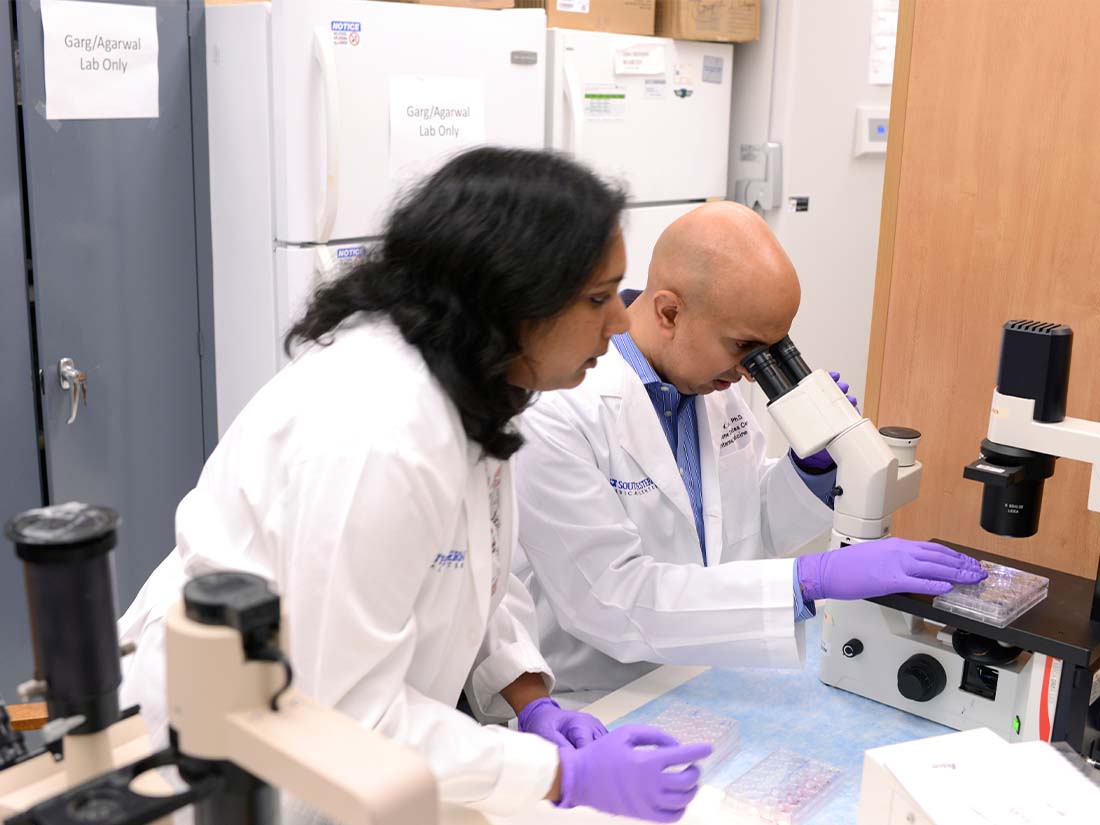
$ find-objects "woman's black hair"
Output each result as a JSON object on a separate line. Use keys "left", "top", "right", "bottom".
{"left": 286, "top": 146, "right": 626, "bottom": 460}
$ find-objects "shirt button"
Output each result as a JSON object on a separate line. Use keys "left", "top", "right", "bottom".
{"left": 660, "top": 386, "right": 670, "bottom": 392}
{"left": 679, "top": 467, "right": 685, "bottom": 474}
{"left": 664, "top": 410, "right": 673, "bottom": 417}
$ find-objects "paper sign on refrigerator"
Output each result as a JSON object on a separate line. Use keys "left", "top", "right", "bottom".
{"left": 388, "top": 75, "right": 486, "bottom": 183}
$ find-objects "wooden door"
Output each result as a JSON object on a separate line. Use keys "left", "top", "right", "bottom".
{"left": 867, "top": 0, "right": 1100, "bottom": 577}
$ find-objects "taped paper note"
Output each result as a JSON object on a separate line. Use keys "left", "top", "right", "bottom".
{"left": 41, "top": 0, "right": 159, "bottom": 120}
{"left": 583, "top": 84, "right": 626, "bottom": 120}
{"left": 389, "top": 75, "right": 486, "bottom": 182}
{"left": 615, "top": 44, "right": 665, "bottom": 76}
{"left": 557, "top": 0, "right": 590, "bottom": 13}
{"left": 644, "top": 78, "right": 667, "bottom": 99}
{"left": 869, "top": 0, "right": 899, "bottom": 85}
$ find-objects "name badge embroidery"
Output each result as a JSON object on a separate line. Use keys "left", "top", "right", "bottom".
{"left": 720, "top": 415, "right": 749, "bottom": 450}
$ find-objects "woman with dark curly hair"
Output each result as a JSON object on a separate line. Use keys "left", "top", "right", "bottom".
{"left": 117, "top": 147, "right": 711, "bottom": 823}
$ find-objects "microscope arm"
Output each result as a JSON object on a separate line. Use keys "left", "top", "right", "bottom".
{"left": 764, "top": 369, "right": 920, "bottom": 541}
{"left": 165, "top": 602, "right": 438, "bottom": 825}
{"left": 3, "top": 599, "right": 438, "bottom": 825}
{"left": 987, "top": 390, "right": 1100, "bottom": 511}
{"left": 886, "top": 464, "right": 922, "bottom": 517}
{"left": 220, "top": 691, "right": 438, "bottom": 825}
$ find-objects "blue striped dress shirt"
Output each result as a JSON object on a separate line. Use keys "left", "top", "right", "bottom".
{"left": 612, "top": 331, "right": 709, "bottom": 564}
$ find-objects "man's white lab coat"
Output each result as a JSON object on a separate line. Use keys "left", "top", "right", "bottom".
{"left": 514, "top": 348, "right": 833, "bottom": 702}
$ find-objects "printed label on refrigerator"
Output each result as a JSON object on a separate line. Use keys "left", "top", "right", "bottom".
{"left": 614, "top": 45, "right": 665, "bottom": 76}
{"left": 644, "top": 78, "right": 667, "bottom": 99}
{"left": 557, "top": 0, "right": 591, "bottom": 13}
{"left": 672, "top": 65, "right": 694, "bottom": 98}
{"left": 331, "top": 20, "right": 362, "bottom": 47}
{"left": 389, "top": 75, "right": 486, "bottom": 183}
{"left": 702, "top": 55, "right": 724, "bottom": 84}
{"left": 583, "top": 84, "right": 626, "bottom": 120}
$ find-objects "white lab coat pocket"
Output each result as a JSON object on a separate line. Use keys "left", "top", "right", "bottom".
{"left": 717, "top": 443, "right": 764, "bottom": 555}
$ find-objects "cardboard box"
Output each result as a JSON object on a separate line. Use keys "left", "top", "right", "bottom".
{"left": 516, "top": 0, "right": 655, "bottom": 37}
{"left": 655, "top": 0, "right": 759, "bottom": 43}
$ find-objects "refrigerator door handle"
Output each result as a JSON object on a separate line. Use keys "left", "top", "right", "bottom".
{"left": 312, "top": 25, "right": 341, "bottom": 242}
{"left": 562, "top": 53, "right": 584, "bottom": 154}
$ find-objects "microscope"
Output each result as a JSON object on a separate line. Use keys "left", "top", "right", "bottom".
{"left": 0, "top": 502, "right": 438, "bottom": 824}
{"left": 742, "top": 323, "right": 1100, "bottom": 762}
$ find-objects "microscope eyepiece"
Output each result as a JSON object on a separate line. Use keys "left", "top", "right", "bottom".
{"left": 740, "top": 346, "right": 795, "bottom": 403}
{"left": 769, "top": 336, "right": 812, "bottom": 384}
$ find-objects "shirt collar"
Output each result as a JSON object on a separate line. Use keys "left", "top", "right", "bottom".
{"left": 612, "top": 332, "right": 662, "bottom": 387}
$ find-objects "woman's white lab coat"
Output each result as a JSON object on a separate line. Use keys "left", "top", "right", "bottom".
{"left": 513, "top": 348, "right": 834, "bottom": 701}
{"left": 118, "top": 318, "right": 558, "bottom": 817}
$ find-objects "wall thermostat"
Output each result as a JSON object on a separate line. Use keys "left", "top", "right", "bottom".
{"left": 854, "top": 105, "right": 890, "bottom": 157}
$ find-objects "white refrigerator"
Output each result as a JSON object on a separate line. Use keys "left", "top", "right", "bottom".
{"left": 206, "top": 1, "right": 547, "bottom": 434}
{"left": 546, "top": 29, "right": 733, "bottom": 290}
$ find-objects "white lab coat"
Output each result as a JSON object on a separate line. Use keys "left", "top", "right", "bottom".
{"left": 514, "top": 348, "right": 834, "bottom": 701}
{"left": 118, "top": 317, "right": 558, "bottom": 818}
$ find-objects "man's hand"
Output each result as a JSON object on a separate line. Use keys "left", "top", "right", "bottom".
{"left": 797, "top": 538, "right": 987, "bottom": 601}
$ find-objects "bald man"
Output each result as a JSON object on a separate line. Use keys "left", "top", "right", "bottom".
{"left": 512, "top": 203, "right": 984, "bottom": 705}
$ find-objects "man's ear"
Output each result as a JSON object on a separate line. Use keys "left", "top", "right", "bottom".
{"left": 653, "top": 290, "right": 682, "bottom": 336}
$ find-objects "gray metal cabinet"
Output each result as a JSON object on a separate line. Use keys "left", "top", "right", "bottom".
{"left": 0, "top": 0, "right": 212, "bottom": 700}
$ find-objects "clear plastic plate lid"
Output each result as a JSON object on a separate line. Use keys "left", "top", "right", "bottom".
{"left": 721, "top": 747, "right": 844, "bottom": 825}
{"left": 649, "top": 701, "right": 740, "bottom": 781}
{"left": 932, "top": 560, "right": 1049, "bottom": 628}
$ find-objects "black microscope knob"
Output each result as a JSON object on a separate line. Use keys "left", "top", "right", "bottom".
{"left": 842, "top": 639, "right": 864, "bottom": 658}
{"left": 897, "top": 654, "right": 947, "bottom": 702}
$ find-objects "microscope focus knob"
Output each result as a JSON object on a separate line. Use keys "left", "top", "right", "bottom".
{"left": 897, "top": 654, "right": 946, "bottom": 702}
{"left": 842, "top": 639, "right": 864, "bottom": 658}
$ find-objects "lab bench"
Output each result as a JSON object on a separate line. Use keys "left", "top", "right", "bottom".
{"left": 448, "top": 614, "right": 952, "bottom": 824}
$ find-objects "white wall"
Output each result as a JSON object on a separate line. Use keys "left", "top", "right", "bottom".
{"left": 729, "top": 0, "right": 893, "bottom": 455}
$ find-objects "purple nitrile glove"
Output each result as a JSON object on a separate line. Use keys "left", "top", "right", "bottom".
{"left": 791, "top": 371, "right": 861, "bottom": 472}
{"left": 828, "top": 371, "right": 860, "bottom": 410}
{"left": 557, "top": 724, "right": 712, "bottom": 823}
{"left": 797, "top": 538, "right": 987, "bottom": 601}
{"left": 517, "top": 697, "right": 607, "bottom": 748}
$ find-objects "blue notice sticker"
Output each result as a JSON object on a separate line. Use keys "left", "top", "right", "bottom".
{"left": 330, "top": 21, "right": 361, "bottom": 46}
{"left": 702, "top": 55, "right": 724, "bottom": 84}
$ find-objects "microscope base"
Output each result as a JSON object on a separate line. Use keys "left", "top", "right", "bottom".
{"left": 820, "top": 542, "right": 1100, "bottom": 760}
{"left": 819, "top": 599, "right": 1058, "bottom": 741}
{"left": 0, "top": 714, "right": 165, "bottom": 818}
